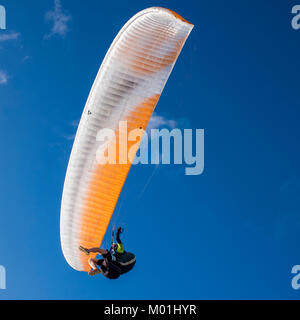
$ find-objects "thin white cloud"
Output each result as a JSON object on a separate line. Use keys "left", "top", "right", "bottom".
{"left": 142, "top": 113, "right": 176, "bottom": 168}
{"left": 45, "top": 0, "right": 71, "bottom": 39}
{"left": 0, "top": 70, "right": 8, "bottom": 84}
{"left": 147, "top": 113, "right": 177, "bottom": 131}
{"left": 63, "top": 133, "right": 76, "bottom": 141}
{"left": 62, "top": 119, "right": 79, "bottom": 142}
{"left": 71, "top": 119, "right": 79, "bottom": 128}
{"left": 143, "top": 113, "right": 191, "bottom": 172}
{"left": 0, "top": 32, "right": 20, "bottom": 42}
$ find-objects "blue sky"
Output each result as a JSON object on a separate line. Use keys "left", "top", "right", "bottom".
{"left": 0, "top": 0, "right": 300, "bottom": 299}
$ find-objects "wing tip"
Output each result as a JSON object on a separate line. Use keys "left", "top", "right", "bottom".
{"left": 145, "top": 6, "right": 194, "bottom": 27}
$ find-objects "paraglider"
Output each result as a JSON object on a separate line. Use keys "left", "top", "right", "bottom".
{"left": 79, "top": 227, "right": 136, "bottom": 278}
{"left": 60, "top": 7, "right": 194, "bottom": 273}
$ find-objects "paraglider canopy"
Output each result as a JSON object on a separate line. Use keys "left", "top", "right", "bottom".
{"left": 60, "top": 7, "right": 194, "bottom": 271}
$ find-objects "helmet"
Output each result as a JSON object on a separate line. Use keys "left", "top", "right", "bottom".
{"left": 111, "top": 243, "right": 124, "bottom": 254}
